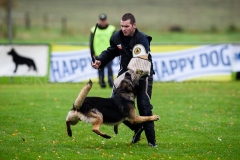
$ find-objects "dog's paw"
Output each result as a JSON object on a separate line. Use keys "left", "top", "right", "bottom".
{"left": 114, "top": 125, "right": 118, "bottom": 134}
{"left": 102, "top": 134, "right": 111, "bottom": 139}
{"left": 67, "top": 131, "right": 72, "bottom": 137}
{"left": 153, "top": 115, "right": 160, "bottom": 121}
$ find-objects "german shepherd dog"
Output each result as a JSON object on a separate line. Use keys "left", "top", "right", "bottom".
{"left": 7, "top": 48, "right": 37, "bottom": 73}
{"left": 66, "top": 72, "right": 160, "bottom": 139}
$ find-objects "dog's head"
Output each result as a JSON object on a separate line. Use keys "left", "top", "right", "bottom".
{"left": 119, "top": 72, "right": 134, "bottom": 92}
{"left": 7, "top": 48, "right": 16, "bottom": 56}
{"left": 66, "top": 109, "right": 79, "bottom": 137}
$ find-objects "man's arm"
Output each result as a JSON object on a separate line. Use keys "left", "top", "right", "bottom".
{"left": 96, "top": 36, "right": 119, "bottom": 69}
{"left": 138, "top": 36, "right": 150, "bottom": 53}
{"left": 92, "top": 60, "right": 101, "bottom": 69}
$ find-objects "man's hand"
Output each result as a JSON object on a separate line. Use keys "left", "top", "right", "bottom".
{"left": 92, "top": 60, "right": 101, "bottom": 69}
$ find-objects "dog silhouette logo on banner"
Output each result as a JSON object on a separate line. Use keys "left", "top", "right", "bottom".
{"left": 7, "top": 48, "right": 37, "bottom": 73}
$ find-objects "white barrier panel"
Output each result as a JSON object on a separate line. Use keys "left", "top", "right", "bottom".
{"left": 0, "top": 45, "right": 49, "bottom": 76}
{"left": 152, "top": 45, "right": 232, "bottom": 81}
{"left": 50, "top": 44, "right": 239, "bottom": 82}
{"left": 50, "top": 49, "right": 120, "bottom": 82}
{"left": 231, "top": 45, "right": 240, "bottom": 72}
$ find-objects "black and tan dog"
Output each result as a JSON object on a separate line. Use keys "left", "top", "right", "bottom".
{"left": 66, "top": 72, "right": 159, "bottom": 139}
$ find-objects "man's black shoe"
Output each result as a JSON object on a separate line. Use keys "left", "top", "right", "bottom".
{"left": 148, "top": 142, "right": 158, "bottom": 147}
{"left": 131, "top": 126, "right": 144, "bottom": 143}
{"left": 100, "top": 84, "right": 106, "bottom": 88}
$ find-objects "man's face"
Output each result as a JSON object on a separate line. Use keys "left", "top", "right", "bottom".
{"left": 99, "top": 19, "right": 107, "bottom": 27}
{"left": 120, "top": 19, "right": 136, "bottom": 37}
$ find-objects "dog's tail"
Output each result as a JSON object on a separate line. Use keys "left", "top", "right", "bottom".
{"left": 73, "top": 79, "right": 92, "bottom": 109}
{"left": 66, "top": 80, "right": 92, "bottom": 137}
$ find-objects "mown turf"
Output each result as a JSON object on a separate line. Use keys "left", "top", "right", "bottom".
{"left": 1, "top": 27, "right": 240, "bottom": 44}
{"left": 1, "top": 0, "right": 240, "bottom": 44}
{"left": 0, "top": 81, "right": 239, "bottom": 159}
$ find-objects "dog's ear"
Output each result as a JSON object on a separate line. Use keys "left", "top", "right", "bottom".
{"left": 125, "top": 72, "right": 132, "bottom": 80}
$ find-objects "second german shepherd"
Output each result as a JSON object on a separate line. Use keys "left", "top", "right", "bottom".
{"left": 66, "top": 72, "right": 159, "bottom": 139}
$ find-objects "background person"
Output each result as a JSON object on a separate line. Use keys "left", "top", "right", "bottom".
{"left": 90, "top": 13, "right": 116, "bottom": 88}
{"left": 92, "top": 13, "right": 157, "bottom": 147}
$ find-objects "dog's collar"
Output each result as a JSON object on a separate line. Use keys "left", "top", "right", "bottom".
{"left": 121, "top": 93, "right": 135, "bottom": 102}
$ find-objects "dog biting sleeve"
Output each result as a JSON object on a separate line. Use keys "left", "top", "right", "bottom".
{"left": 114, "top": 57, "right": 151, "bottom": 88}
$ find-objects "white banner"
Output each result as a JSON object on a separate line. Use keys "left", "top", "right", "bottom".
{"left": 0, "top": 45, "right": 49, "bottom": 76}
{"left": 49, "top": 44, "right": 236, "bottom": 82}
{"left": 152, "top": 45, "right": 232, "bottom": 81}
{"left": 50, "top": 49, "right": 120, "bottom": 82}
{"left": 231, "top": 45, "right": 240, "bottom": 72}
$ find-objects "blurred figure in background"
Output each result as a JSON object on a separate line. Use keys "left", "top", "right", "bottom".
{"left": 90, "top": 13, "right": 116, "bottom": 88}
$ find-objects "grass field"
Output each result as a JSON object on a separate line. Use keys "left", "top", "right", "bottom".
{"left": 2, "top": 0, "right": 239, "bottom": 31}
{"left": 1, "top": 0, "right": 240, "bottom": 44}
{"left": 1, "top": 26, "right": 240, "bottom": 44}
{"left": 0, "top": 81, "right": 239, "bottom": 159}
{"left": 0, "top": 1, "right": 239, "bottom": 159}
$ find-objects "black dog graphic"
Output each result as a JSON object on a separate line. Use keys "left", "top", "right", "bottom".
{"left": 7, "top": 48, "right": 37, "bottom": 73}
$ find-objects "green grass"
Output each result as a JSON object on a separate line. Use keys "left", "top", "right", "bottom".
{"left": 1, "top": 26, "right": 240, "bottom": 44}
{"left": 1, "top": 1, "right": 239, "bottom": 159}
{"left": 1, "top": 0, "right": 240, "bottom": 44}
{"left": 3, "top": 0, "right": 240, "bottom": 32}
{"left": 0, "top": 81, "right": 239, "bottom": 159}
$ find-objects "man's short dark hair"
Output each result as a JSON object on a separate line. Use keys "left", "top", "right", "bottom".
{"left": 122, "top": 13, "right": 136, "bottom": 24}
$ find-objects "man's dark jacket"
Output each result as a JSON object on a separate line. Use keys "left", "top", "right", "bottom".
{"left": 97, "top": 28, "right": 154, "bottom": 76}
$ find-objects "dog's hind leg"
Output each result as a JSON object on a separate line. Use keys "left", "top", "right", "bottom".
{"left": 32, "top": 61, "right": 37, "bottom": 72}
{"left": 114, "top": 125, "right": 118, "bottom": 134}
{"left": 92, "top": 119, "right": 111, "bottom": 139}
{"left": 89, "top": 111, "right": 111, "bottom": 139}
{"left": 28, "top": 60, "right": 37, "bottom": 72}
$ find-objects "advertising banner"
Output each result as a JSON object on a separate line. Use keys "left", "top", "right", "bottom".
{"left": 0, "top": 45, "right": 49, "bottom": 76}
{"left": 152, "top": 44, "right": 232, "bottom": 81}
{"left": 50, "top": 45, "right": 119, "bottom": 82}
{"left": 231, "top": 45, "right": 240, "bottom": 72}
{"left": 50, "top": 44, "right": 236, "bottom": 83}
